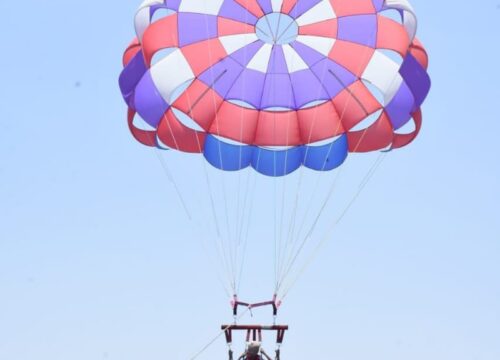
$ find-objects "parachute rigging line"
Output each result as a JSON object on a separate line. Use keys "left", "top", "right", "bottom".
{"left": 153, "top": 149, "right": 192, "bottom": 221}
{"left": 274, "top": 24, "right": 379, "bottom": 293}
{"left": 154, "top": 147, "right": 233, "bottom": 297}
{"left": 280, "top": 152, "right": 387, "bottom": 299}
{"left": 273, "top": 30, "right": 355, "bottom": 291}
{"left": 237, "top": 170, "right": 258, "bottom": 295}
{"left": 189, "top": 307, "right": 251, "bottom": 360}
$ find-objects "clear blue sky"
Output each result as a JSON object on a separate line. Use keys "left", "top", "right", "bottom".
{"left": 1, "top": 1, "right": 499, "bottom": 359}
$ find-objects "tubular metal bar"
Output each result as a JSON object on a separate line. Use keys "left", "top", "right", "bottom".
{"left": 221, "top": 325, "right": 289, "bottom": 344}
{"left": 232, "top": 295, "right": 280, "bottom": 316}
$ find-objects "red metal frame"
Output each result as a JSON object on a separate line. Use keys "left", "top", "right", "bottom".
{"left": 222, "top": 325, "right": 289, "bottom": 345}
{"left": 231, "top": 294, "right": 282, "bottom": 317}
{"left": 225, "top": 295, "right": 288, "bottom": 355}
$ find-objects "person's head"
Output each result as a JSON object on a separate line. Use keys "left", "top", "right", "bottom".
{"left": 246, "top": 341, "right": 261, "bottom": 355}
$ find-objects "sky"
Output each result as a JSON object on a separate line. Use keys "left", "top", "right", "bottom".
{"left": 1, "top": 1, "right": 499, "bottom": 359}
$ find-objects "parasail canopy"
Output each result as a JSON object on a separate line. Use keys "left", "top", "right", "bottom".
{"left": 119, "top": 0, "right": 430, "bottom": 177}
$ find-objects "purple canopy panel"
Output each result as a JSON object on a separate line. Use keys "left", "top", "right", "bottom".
{"left": 164, "top": 0, "right": 181, "bottom": 11}
{"left": 257, "top": 0, "right": 273, "bottom": 14}
{"left": 289, "top": 0, "right": 323, "bottom": 18}
{"left": 218, "top": 1, "right": 258, "bottom": 24}
{"left": 261, "top": 74, "right": 296, "bottom": 110}
{"left": 230, "top": 41, "right": 265, "bottom": 66}
{"left": 199, "top": 57, "right": 245, "bottom": 99}
{"left": 400, "top": 53, "right": 431, "bottom": 109}
{"left": 310, "top": 58, "right": 357, "bottom": 99}
{"left": 291, "top": 70, "right": 330, "bottom": 108}
{"left": 385, "top": 81, "right": 415, "bottom": 130}
{"left": 178, "top": 13, "right": 218, "bottom": 47}
{"left": 268, "top": 46, "right": 289, "bottom": 73}
{"left": 226, "top": 69, "right": 267, "bottom": 108}
{"left": 134, "top": 71, "right": 170, "bottom": 127}
{"left": 337, "top": 15, "right": 377, "bottom": 48}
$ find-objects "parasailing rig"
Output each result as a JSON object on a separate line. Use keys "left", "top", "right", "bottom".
{"left": 223, "top": 295, "right": 287, "bottom": 360}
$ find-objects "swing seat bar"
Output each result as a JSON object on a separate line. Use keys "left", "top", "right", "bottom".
{"left": 221, "top": 325, "right": 288, "bottom": 344}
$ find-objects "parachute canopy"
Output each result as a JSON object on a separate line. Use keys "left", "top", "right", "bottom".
{"left": 120, "top": 0, "right": 430, "bottom": 176}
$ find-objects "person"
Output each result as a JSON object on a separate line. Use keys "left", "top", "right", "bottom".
{"left": 237, "top": 341, "right": 273, "bottom": 360}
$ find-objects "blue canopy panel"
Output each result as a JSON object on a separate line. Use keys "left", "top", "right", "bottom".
{"left": 203, "top": 134, "right": 348, "bottom": 177}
